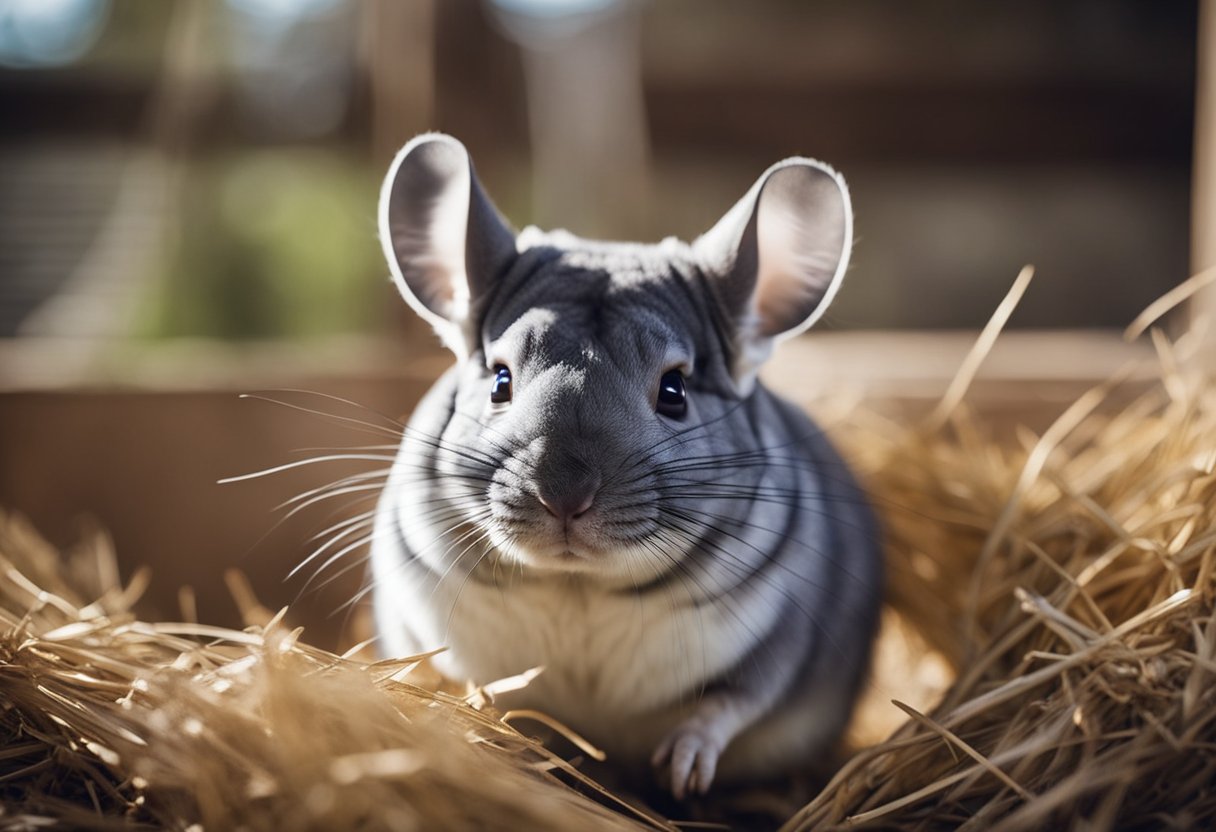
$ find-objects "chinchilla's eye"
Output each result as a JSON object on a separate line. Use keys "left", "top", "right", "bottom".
{"left": 656, "top": 369, "right": 686, "bottom": 419}
{"left": 490, "top": 365, "right": 512, "bottom": 404}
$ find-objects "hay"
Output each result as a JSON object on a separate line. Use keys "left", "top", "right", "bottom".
{"left": 2, "top": 311, "right": 1215, "bottom": 830}
{"left": 0, "top": 518, "right": 668, "bottom": 831}
{"left": 789, "top": 340, "right": 1216, "bottom": 829}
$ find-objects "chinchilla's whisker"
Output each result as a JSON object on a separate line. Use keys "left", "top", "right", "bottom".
{"left": 440, "top": 527, "right": 503, "bottom": 639}
{"left": 654, "top": 515, "right": 829, "bottom": 619}
{"left": 449, "top": 412, "right": 525, "bottom": 459}
{"left": 420, "top": 442, "right": 501, "bottom": 472}
{"left": 253, "top": 388, "right": 408, "bottom": 431}
{"left": 278, "top": 484, "right": 389, "bottom": 515}
{"left": 660, "top": 448, "right": 861, "bottom": 470}
{"left": 399, "top": 424, "right": 514, "bottom": 469}
{"left": 656, "top": 484, "right": 884, "bottom": 527}
{"left": 337, "top": 563, "right": 400, "bottom": 616}
{"left": 648, "top": 523, "right": 811, "bottom": 702}
{"left": 656, "top": 503, "right": 876, "bottom": 594}
{"left": 219, "top": 455, "right": 398, "bottom": 484}
{"left": 652, "top": 458, "right": 873, "bottom": 495}
{"left": 411, "top": 516, "right": 502, "bottom": 634}
{"left": 337, "top": 582, "right": 375, "bottom": 615}
{"left": 366, "top": 505, "right": 491, "bottom": 566}
{"left": 646, "top": 454, "right": 921, "bottom": 518}
{"left": 279, "top": 468, "right": 484, "bottom": 515}
{"left": 682, "top": 518, "right": 871, "bottom": 674}
{"left": 613, "top": 397, "right": 751, "bottom": 479}
{"left": 614, "top": 420, "right": 855, "bottom": 490}
{"left": 302, "top": 503, "right": 488, "bottom": 608}
{"left": 654, "top": 520, "right": 861, "bottom": 673}
{"left": 651, "top": 532, "right": 802, "bottom": 700}
{"left": 328, "top": 562, "right": 379, "bottom": 625}
{"left": 307, "top": 509, "right": 379, "bottom": 544}
{"left": 647, "top": 441, "right": 924, "bottom": 506}
{"left": 387, "top": 459, "right": 496, "bottom": 483}
{"left": 294, "top": 443, "right": 407, "bottom": 454}
{"left": 353, "top": 509, "right": 496, "bottom": 612}
{"left": 291, "top": 509, "right": 448, "bottom": 586}
{"left": 340, "top": 520, "right": 471, "bottom": 617}
{"left": 632, "top": 533, "right": 707, "bottom": 705}
{"left": 426, "top": 513, "right": 498, "bottom": 591}
{"left": 396, "top": 501, "right": 495, "bottom": 534}
{"left": 305, "top": 503, "right": 482, "bottom": 599}
{"left": 427, "top": 419, "right": 537, "bottom": 486}
{"left": 280, "top": 469, "right": 393, "bottom": 508}
{"left": 601, "top": 496, "right": 660, "bottom": 515}
{"left": 292, "top": 516, "right": 377, "bottom": 579}
{"left": 656, "top": 486, "right": 885, "bottom": 540}
{"left": 240, "top": 393, "right": 405, "bottom": 440}
{"left": 311, "top": 548, "right": 387, "bottom": 611}
{"left": 291, "top": 472, "right": 480, "bottom": 519}
{"left": 296, "top": 531, "right": 378, "bottom": 597}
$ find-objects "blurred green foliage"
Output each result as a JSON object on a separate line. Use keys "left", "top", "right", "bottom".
{"left": 137, "top": 150, "right": 387, "bottom": 340}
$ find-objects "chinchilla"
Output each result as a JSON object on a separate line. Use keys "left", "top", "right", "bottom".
{"left": 369, "top": 133, "right": 882, "bottom": 798}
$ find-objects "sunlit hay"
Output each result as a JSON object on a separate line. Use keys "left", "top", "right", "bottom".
{"left": 0, "top": 515, "right": 668, "bottom": 831}
{"left": 788, "top": 337, "right": 1216, "bottom": 830}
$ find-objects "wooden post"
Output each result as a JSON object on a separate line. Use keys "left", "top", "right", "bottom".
{"left": 1193, "top": 0, "right": 1216, "bottom": 357}
{"left": 493, "top": 2, "right": 651, "bottom": 240}
{"left": 363, "top": 0, "right": 435, "bottom": 166}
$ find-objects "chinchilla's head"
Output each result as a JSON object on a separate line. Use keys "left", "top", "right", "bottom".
{"left": 380, "top": 133, "right": 852, "bottom": 582}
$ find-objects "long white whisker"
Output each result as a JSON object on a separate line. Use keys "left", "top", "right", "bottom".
{"left": 219, "top": 455, "right": 396, "bottom": 484}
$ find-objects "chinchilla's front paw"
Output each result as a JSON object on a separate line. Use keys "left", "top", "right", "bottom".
{"left": 651, "top": 721, "right": 724, "bottom": 800}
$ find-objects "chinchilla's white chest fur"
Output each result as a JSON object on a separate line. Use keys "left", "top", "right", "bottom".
{"left": 372, "top": 498, "right": 786, "bottom": 752}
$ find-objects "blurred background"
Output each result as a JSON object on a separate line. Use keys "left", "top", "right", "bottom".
{"left": 0, "top": 0, "right": 1211, "bottom": 648}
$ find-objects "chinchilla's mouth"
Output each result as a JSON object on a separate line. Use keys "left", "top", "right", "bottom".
{"left": 496, "top": 533, "right": 600, "bottom": 572}
{"left": 522, "top": 541, "right": 592, "bottom": 564}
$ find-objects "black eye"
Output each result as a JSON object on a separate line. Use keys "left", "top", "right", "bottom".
{"left": 490, "top": 365, "right": 512, "bottom": 404}
{"left": 656, "top": 370, "right": 686, "bottom": 419}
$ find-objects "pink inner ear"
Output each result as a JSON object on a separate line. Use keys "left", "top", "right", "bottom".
{"left": 385, "top": 138, "right": 473, "bottom": 324}
{"left": 753, "top": 167, "right": 849, "bottom": 338}
{"left": 417, "top": 180, "right": 473, "bottom": 319}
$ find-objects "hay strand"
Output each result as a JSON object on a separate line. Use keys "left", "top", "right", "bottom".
{"left": 926, "top": 264, "right": 1035, "bottom": 431}
{"left": 1123, "top": 265, "right": 1216, "bottom": 341}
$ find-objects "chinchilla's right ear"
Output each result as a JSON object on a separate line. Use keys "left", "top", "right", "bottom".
{"left": 379, "top": 134, "right": 517, "bottom": 357}
{"left": 693, "top": 158, "right": 852, "bottom": 394}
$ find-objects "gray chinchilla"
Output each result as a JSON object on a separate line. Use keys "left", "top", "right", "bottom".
{"left": 370, "top": 133, "right": 882, "bottom": 798}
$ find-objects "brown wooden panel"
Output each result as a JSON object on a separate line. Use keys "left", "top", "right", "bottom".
{"left": 0, "top": 376, "right": 431, "bottom": 650}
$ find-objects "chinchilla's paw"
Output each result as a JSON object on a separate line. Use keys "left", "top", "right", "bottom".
{"left": 651, "top": 722, "right": 724, "bottom": 800}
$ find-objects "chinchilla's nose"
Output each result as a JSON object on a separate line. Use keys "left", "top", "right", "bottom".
{"left": 536, "top": 471, "right": 601, "bottom": 523}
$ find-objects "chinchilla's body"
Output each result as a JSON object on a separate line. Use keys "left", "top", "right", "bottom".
{"left": 370, "top": 134, "right": 882, "bottom": 797}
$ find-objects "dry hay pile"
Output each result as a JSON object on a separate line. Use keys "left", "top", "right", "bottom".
{"left": 0, "top": 524, "right": 668, "bottom": 831}
{"left": 2, "top": 292, "right": 1215, "bottom": 830}
{"left": 796, "top": 339, "right": 1216, "bottom": 830}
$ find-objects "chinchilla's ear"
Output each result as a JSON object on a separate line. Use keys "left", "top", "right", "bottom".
{"left": 693, "top": 158, "right": 852, "bottom": 390}
{"left": 379, "top": 133, "right": 517, "bottom": 357}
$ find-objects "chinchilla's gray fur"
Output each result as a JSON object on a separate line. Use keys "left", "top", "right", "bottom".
{"left": 369, "top": 133, "right": 882, "bottom": 797}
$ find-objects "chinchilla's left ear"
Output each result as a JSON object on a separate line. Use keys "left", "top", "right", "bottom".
{"left": 693, "top": 158, "right": 852, "bottom": 391}
{"left": 379, "top": 133, "right": 517, "bottom": 357}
